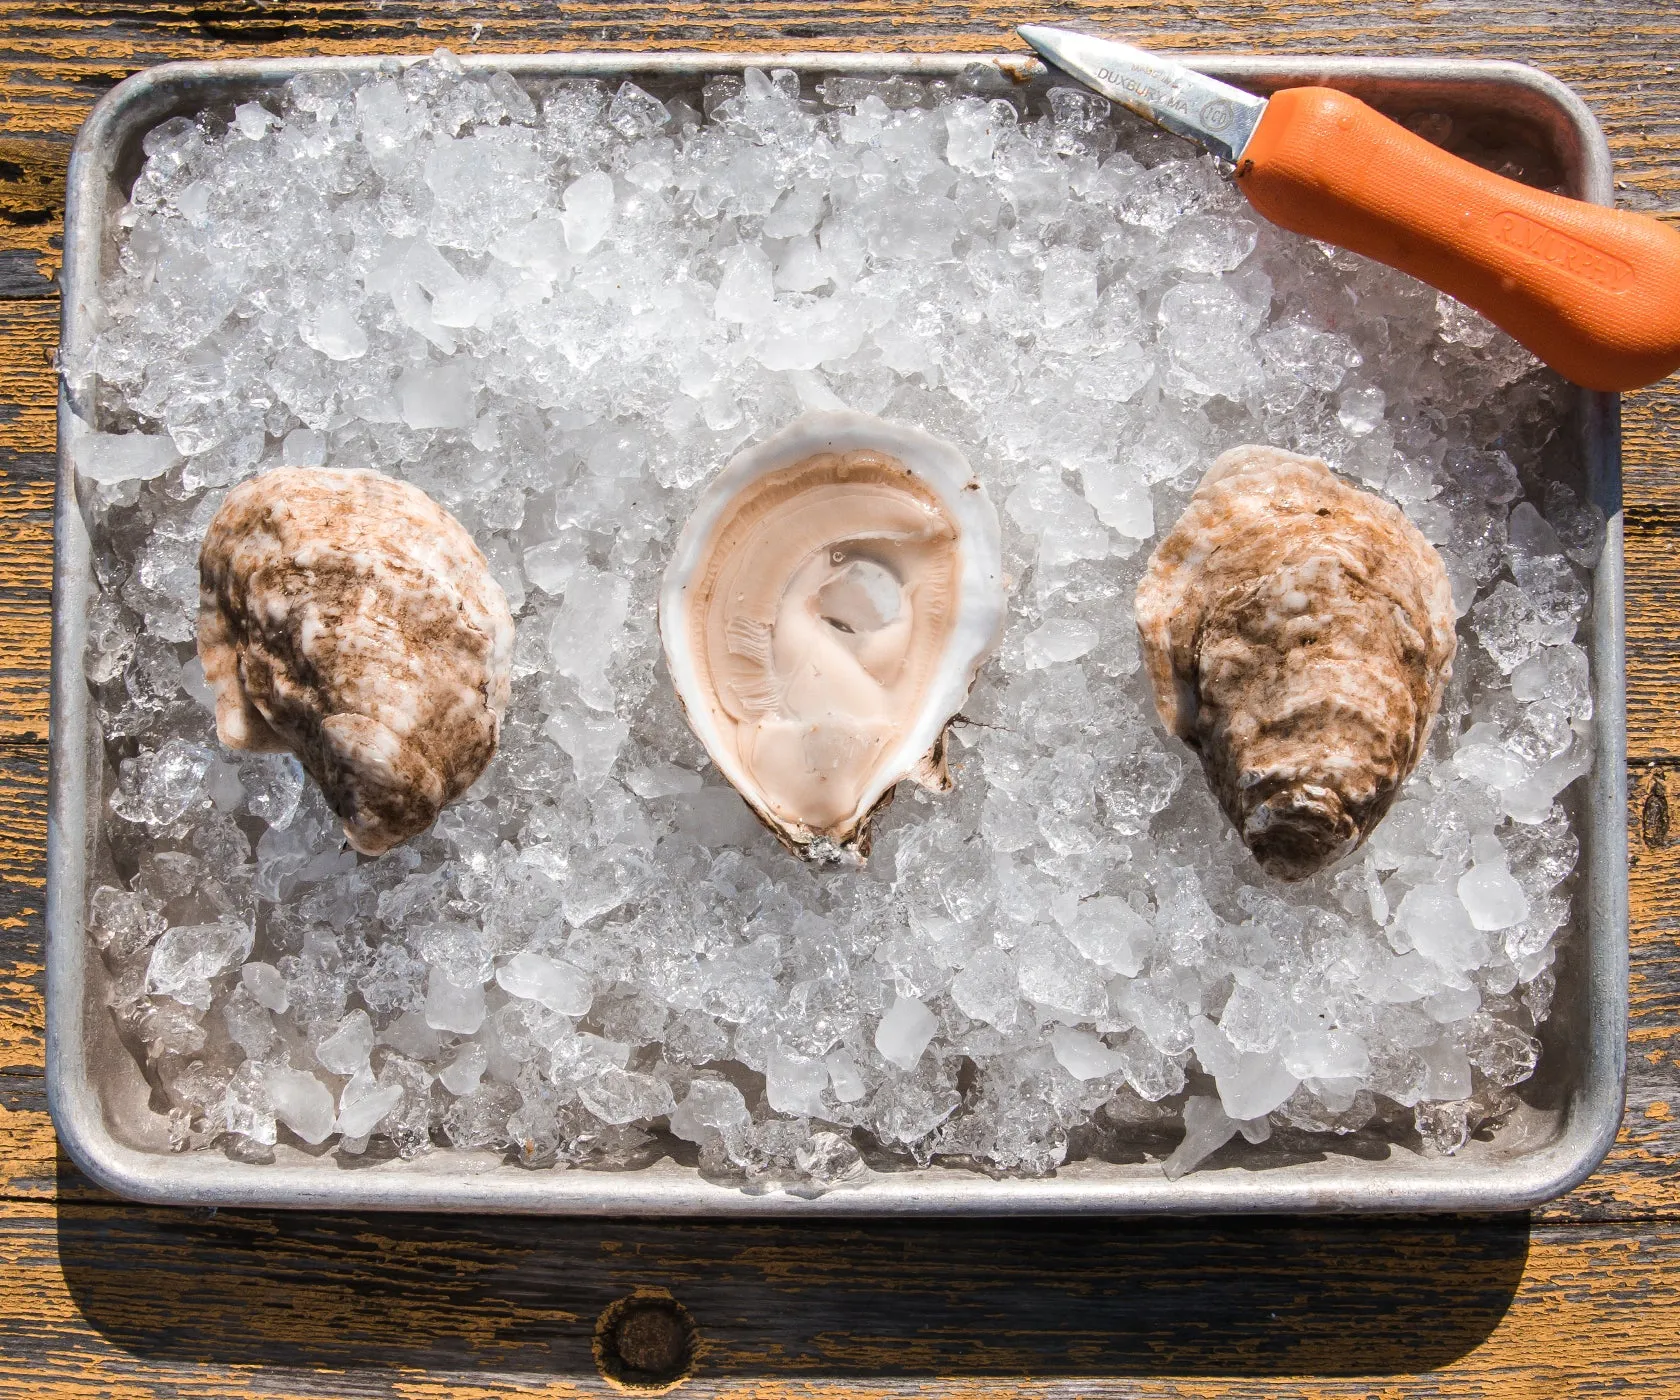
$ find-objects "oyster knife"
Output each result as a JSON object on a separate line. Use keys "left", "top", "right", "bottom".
{"left": 1018, "top": 23, "right": 1680, "bottom": 392}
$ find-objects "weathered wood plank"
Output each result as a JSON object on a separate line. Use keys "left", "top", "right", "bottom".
{"left": 0, "top": 1204, "right": 1666, "bottom": 1397}
{"left": 1536, "top": 773, "right": 1680, "bottom": 1221}
{"left": 1625, "top": 386, "right": 1680, "bottom": 761}
{"left": 0, "top": 744, "right": 54, "bottom": 1202}
{"left": 0, "top": 1, "right": 1674, "bottom": 179}
{"left": 0, "top": 295, "right": 57, "bottom": 744}
{"left": 0, "top": 298, "right": 58, "bottom": 450}
{"left": 0, "top": 135, "right": 65, "bottom": 295}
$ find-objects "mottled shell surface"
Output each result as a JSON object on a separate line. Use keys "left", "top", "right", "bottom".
{"left": 198, "top": 466, "right": 515, "bottom": 856}
{"left": 1135, "top": 445, "right": 1457, "bottom": 881}
{"left": 660, "top": 411, "right": 1006, "bottom": 863}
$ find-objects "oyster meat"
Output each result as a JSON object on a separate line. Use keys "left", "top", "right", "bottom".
{"left": 198, "top": 466, "right": 514, "bottom": 856}
{"left": 1135, "top": 445, "right": 1457, "bottom": 881}
{"left": 660, "top": 411, "right": 1005, "bottom": 861}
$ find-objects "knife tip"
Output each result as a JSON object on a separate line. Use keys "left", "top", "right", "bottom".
{"left": 1016, "top": 22, "right": 1081, "bottom": 60}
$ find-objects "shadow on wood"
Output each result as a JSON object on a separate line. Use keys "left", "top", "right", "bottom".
{"left": 53, "top": 1163, "right": 1528, "bottom": 1382}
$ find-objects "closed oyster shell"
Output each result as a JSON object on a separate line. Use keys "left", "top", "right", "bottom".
{"left": 198, "top": 466, "right": 514, "bottom": 856}
{"left": 1135, "top": 445, "right": 1457, "bottom": 881}
{"left": 660, "top": 411, "right": 1005, "bottom": 862}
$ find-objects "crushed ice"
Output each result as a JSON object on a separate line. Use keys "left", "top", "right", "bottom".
{"left": 70, "top": 53, "right": 1600, "bottom": 1185}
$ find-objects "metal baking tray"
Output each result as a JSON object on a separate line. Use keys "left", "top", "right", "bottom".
{"left": 47, "top": 50, "right": 1628, "bottom": 1215}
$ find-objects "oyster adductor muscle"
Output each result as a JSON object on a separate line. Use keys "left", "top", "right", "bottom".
{"left": 198, "top": 466, "right": 515, "bottom": 856}
{"left": 659, "top": 411, "right": 1006, "bottom": 862}
{"left": 1135, "top": 445, "right": 1457, "bottom": 881}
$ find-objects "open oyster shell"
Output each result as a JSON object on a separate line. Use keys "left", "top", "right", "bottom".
{"left": 659, "top": 411, "right": 1005, "bottom": 862}
{"left": 198, "top": 466, "right": 514, "bottom": 856}
{"left": 1135, "top": 445, "right": 1457, "bottom": 881}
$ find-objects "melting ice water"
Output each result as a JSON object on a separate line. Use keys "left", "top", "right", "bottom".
{"left": 72, "top": 53, "right": 1600, "bottom": 1185}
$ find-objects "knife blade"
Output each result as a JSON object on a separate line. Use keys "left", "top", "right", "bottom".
{"left": 1018, "top": 23, "right": 1680, "bottom": 393}
{"left": 1017, "top": 25, "right": 1266, "bottom": 166}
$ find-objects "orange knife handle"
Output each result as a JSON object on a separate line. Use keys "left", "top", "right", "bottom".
{"left": 1236, "top": 86, "right": 1680, "bottom": 393}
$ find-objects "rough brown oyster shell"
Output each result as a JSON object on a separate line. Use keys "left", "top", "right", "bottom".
{"left": 198, "top": 466, "right": 514, "bottom": 856}
{"left": 1134, "top": 445, "right": 1457, "bottom": 881}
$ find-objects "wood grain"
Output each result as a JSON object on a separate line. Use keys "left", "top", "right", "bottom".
{"left": 0, "top": 1204, "right": 1669, "bottom": 1399}
{"left": 0, "top": 134, "right": 65, "bottom": 294}
{"left": 0, "top": 299, "right": 56, "bottom": 743}
{"left": 3, "top": 3, "right": 1680, "bottom": 1396}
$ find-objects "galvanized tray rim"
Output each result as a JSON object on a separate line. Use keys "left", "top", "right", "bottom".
{"left": 47, "top": 49, "right": 1629, "bottom": 1216}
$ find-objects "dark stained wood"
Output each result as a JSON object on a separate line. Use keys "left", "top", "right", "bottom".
{"left": 4, "top": 1203, "right": 1677, "bottom": 1397}
{"left": 2, "top": 2, "right": 1680, "bottom": 1394}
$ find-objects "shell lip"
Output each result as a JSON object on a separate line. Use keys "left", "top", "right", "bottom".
{"left": 658, "top": 410, "right": 1005, "bottom": 859}
{"left": 1239, "top": 778, "right": 1360, "bottom": 882}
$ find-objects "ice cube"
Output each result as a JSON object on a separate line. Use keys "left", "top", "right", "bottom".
{"left": 301, "top": 302, "right": 368, "bottom": 361}
{"left": 147, "top": 920, "right": 254, "bottom": 1000}
{"left": 1023, "top": 618, "right": 1099, "bottom": 669}
{"left": 73, "top": 427, "right": 181, "bottom": 484}
{"left": 579, "top": 1067, "right": 675, "bottom": 1125}
{"left": 874, "top": 994, "right": 938, "bottom": 1071}
{"left": 424, "top": 966, "right": 486, "bottom": 1034}
{"left": 1161, "top": 1095, "right": 1238, "bottom": 1179}
{"left": 715, "top": 245, "right": 776, "bottom": 323}
{"left": 824, "top": 1049, "right": 867, "bottom": 1103}
{"left": 546, "top": 566, "right": 631, "bottom": 712}
{"left": 669, "top": 1077, "right": 751, "bottom": 1143}
{"left": 240, "top": 961, "right": 289, "bottom": 1013}
{"left": 1394, "top": 884, "right": 1491, "bottom": 970}
{"left": 439, "top": 1040, "right": 488, "bottom": 1096}
{"left": 607, "top": 81, "right": 670, "bottom": 140}
{"left": 337, "top": 1066, "right": 404, "bottom": 1138}
{"left": 397, "top": 360, "right": 476, "bottom": 431}
{"left": 233, "top": 101, "right": 273, "bottom": 140}
{"left": 264, "top": 1065, "right": 336, "bottom": 1145}
{"left": 1337, "top": 384, "right": 1386, "bottom": 437}
{"left": 1079, "top": 458, "right": 1156, "bottom": 539}
{"left": 560, "top": 171, "right": 615, "bottom": 253}
{"left": 495, "top": 950, "right": 593, "bottom": 1015}
{"left": 316, "top": 1008, "right": 375, "bottom": 1074}
{"left": 1457, "top": 859, "right": 1529, "bottom": 932}
{"left": 1057, "top": 896, "right": 1151, "bottom": 976}
{"left": 767, "top": 1046, "right": 830, "bottom": 1115}
{"left": 282, "top": 426, "right": 326, "bottom": 467}
{"left": 1051, "top": 1026, "right": 1124, "bottom": 1080}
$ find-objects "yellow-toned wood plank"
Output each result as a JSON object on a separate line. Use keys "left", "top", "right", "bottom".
{"left": 1626, "top": 386, "right": 1680, "bottom": 762}
{"left": 0, "top": 3, "right": 1673, "bottom": 183}
{"left": 0, "top": 297, "right": 58, "bottom": 743}
{"left": 0, "top": 747, "right": 69, "bottom": 1202}
{"left": 1538, "top": 773, "right": 1680, "bottom": 1220}
{"left": 0, "top": 135, "right": 65, "bottom": 294}
{"left": 0, "top": 1203, "right": 1668, "bottom": 1397}
{"left": 0, "top": 595, "right": 51, "bottom": 745}
{"left": 0, "top": 298, "right": 57, "bottom": 451}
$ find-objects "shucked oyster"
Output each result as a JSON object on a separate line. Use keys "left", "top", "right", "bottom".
{"left": 198, "top": 466, "right": 514, "bottom": 856}
{"left": 660, "top": 411, "right": 1005, "bottom": 861}
{"left": 1135, "top": 445, "right": 1457, "bottom": 881}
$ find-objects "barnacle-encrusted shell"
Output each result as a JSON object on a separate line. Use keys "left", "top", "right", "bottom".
{"left": 1135, "top": 445, "right": 1457, "bottom": 881}
{"left": 198, "top": 466, "right": 514, "bottom": 856}
{"left": 659, "top": 411, "right": 1006, "bottom": 862}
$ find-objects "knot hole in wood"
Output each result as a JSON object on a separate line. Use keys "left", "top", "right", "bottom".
{"left": 593, "top": 1289, "right": 699, "bottom": 1392}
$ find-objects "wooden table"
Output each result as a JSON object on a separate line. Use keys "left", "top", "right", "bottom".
{"left": 3, "top": 3, "right": 1679, "bottom": 1395}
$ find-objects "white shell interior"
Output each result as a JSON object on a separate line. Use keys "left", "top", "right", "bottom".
{"left": 659, "top": 410, "right": 1006, "bottom": 853}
